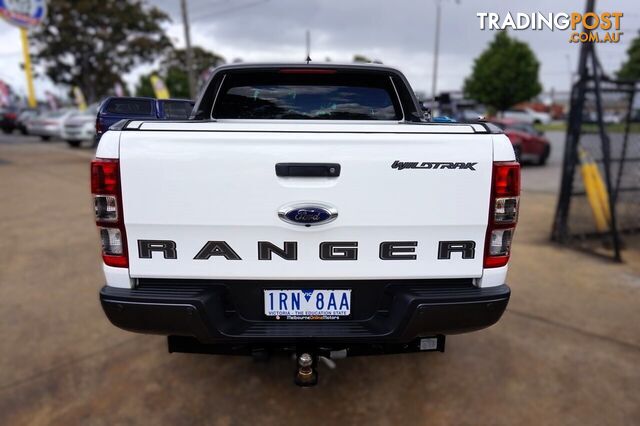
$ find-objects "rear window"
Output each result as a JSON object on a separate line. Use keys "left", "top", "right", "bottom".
{"left": 162, "top": 100, "right": 193, "bottom": 119}
{"left": 105, "top": 99, "right": 153, "bottom": 115}
{"left": 213, "top": 72, "right": 401, "bottom": 120}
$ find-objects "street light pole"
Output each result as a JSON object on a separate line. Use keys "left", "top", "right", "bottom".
{"left": 431, "top": 0, "right": 441, "bottom": 100}
{"left": 180, "top": 0, "right": 196, "bottom": 100}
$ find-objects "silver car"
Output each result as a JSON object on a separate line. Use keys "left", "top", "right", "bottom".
{"left": 27, "top": 109, "right": 77, "bottom": 141}
{"left": 62, "top": 105, "right": 98, "bottom": 147}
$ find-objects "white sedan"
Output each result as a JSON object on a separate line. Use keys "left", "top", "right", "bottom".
{"left": 503, "top": 108, "right": 551, "bottom": 125}
{"left": 62, "top": 106, "right": 98, "bottom": 147}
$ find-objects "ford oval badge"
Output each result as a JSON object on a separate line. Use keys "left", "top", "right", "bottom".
{"left": 278, "top": 203, "right": 338, "bottom": 226}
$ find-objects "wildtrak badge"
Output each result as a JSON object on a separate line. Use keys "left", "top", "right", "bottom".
{"left": 391, "top": 161, "right": 477, "bottom": 171}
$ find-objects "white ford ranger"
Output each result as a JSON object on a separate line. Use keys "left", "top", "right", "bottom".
{"left": 92, "top": 63, "right": 519, "bottom": 385}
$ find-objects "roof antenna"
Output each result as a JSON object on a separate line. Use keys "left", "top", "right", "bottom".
{"left": 305, "top": 30, "right": 311, "bottom": 64}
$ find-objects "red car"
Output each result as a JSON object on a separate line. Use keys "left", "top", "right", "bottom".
{"left": 491, "top": 118, "right": 551, "bottom": 165}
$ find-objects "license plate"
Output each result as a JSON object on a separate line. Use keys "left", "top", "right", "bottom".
{"left": 264, "top": 289, "right": 351, "bottom": 319}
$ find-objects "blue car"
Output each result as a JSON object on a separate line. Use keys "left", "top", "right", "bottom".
{"left": 95, "top": 97, "right": 195, "bottom": 142}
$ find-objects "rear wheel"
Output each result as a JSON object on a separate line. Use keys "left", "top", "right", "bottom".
{"left": 40, "top": 136, "right": 51, "bottom": 141}
{"left": 534, "top": 145, "right": 550, "bottom": 166}
{"left": 67, "top": 140, "right": 82, "bottom": 148}
{"left": 1, "top": 128, "right": 12, "bottom": 134}
{"left": 513, "top": 145, "right": 522, "bottom": 163}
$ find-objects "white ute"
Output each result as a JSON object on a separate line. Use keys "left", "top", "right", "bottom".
{"left": 92, "top": 64, "right": 519, "bottom": 386}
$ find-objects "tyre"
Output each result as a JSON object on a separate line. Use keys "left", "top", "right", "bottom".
{"left": 67, "top": 140, "right": 82, "bottom": 148}
{"left": 1, "top": 127, "right": 12, "bottom": 134}
{"left": 513, "top": 145, "right": 522, "bottom": 163}
{"left": 40, "top": 136, "right": 51, "bottom": 141}
{"left": 534, "top": 145, "right": 550, "bottom": 166}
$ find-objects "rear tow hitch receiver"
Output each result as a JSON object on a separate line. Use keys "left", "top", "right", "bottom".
{"left": 295, "top": 352, "right": 318, "bottom": 387}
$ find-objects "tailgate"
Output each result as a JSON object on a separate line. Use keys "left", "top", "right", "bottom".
{"left": 120, "top": 125, "right": 493, "bottom": 280}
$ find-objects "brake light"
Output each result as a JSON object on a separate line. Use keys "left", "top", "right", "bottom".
{"left": 484, "top": 161, "right": 520, "bottom": 268}
{"left": 91, "top": 159, "right": 128, "bottom": 267}
{"left": 278, "top": 68, "right": 337, "bottom": 74}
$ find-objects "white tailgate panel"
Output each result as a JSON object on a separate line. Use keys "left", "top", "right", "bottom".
{"left": 120, "top": 129, "right": 493, "bottom": 280}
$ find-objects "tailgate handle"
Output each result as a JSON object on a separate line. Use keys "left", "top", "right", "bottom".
{"left": 275, "top": 163, "right": 341, "bottom": 177}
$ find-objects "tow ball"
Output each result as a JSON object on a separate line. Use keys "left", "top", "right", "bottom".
{"left": 295, "top": 353, "right": 318, "bottom": 387}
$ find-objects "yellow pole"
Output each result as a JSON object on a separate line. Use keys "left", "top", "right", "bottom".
{"left": 19, "top": 27, "right": 37, "bottom": 108}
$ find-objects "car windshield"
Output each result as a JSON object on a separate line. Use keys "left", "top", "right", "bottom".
{"left": 213, "top": 72, "right": 401, "bottom": 120}
{"left": 508, "top": 123, "right": 536, "bottom": 134}
{"left": 105, "top": 99, "right": 153, "bottom": 115}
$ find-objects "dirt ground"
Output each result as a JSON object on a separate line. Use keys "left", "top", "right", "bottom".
{"left": 0, "top": 135, "right": 638, "bottom": 425}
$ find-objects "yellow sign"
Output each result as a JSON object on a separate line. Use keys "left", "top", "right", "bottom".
{"left": 150, "top": 75, "right": 170, "bottom": 99}
{"left": 0, "top": 1, "right": 48, "bottom": 108}
{"left": 73, "top": 86, "right": 87, "bottom": 111}
{"left": 20, "top": 28, "right": 37, "bottom": 108}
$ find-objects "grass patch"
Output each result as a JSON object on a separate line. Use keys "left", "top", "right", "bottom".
{"left": 536, "top": 122, "right": 640, "bottom": 134}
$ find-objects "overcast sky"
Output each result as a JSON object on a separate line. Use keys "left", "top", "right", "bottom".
{"left": 0, "top": 0, "right": 638, "bottom": 100}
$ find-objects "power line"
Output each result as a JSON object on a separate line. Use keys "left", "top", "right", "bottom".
{"left": 191, "top": 0, "right": 270, "bottom": 23}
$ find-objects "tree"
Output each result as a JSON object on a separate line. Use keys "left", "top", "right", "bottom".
{"left": 353, "top": 54, "right": 372, "bottom": 63}
{"left": 161, "top": 47, "right": 225, "bottom": 77}
{"left": 31, "top": 0, "right": 172, "bottom": 103}
{"left": 617, "top": 31, "right": 640, "bottom": 82}
{"left": 135, "top": 74, "right": 155, "bottom": 98}
{"left": 463, "top": 31, "right": 542, "bottom": 114}
{"left": 135, "top": 47, "right": 225, "bottom": 99}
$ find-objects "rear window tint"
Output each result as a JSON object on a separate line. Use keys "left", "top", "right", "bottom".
{"left": 162, "top": 101, "right": 193, "bottom": 119}
{"left": 213, "top": 72, "right": 401, "bottom": 120}
{"left": 105, "top": 99, "right": 153, "bottom": 115}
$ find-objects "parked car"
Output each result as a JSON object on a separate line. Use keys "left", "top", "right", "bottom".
{"left": 27, "top": 109, "right": 77, "bottom": 141}
{"left": 503, "top": 108, "right": 551, "bottom": 125}
{"left": 62, "top": 104, "right": 99, "bottom": 148}
{"left": 492, "top": 118, "right": 551, "bottom": 165}
{"left": 586, "top": 110, "right": 623, "bottom": 124}
{"left": 0, "top": 106, "right": 19, "bottom": 134}
{"left": 94, "top": 63, "right": 518, "bottom": 386}
{"left": 95, "top": 97, "right": 194, "bottom": 142}
{"left": 16, "top": 109, "right": 39, "bottom": 135}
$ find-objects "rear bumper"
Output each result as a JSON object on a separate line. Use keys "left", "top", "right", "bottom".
{"left": 100, "top": 279, "right": 510, "bottom": 346}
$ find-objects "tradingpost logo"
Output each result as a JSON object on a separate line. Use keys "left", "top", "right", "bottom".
{"left": 477, "top": 12, "right": 623, "bottom": 43}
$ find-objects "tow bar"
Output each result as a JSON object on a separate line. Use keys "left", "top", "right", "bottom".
{"left": 167, "top": 335, "right": 445, "bottom": 387}
{"left": 295, "top": 353, "right": 317, "bottom": 386}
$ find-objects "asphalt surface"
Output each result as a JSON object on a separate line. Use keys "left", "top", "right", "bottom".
{"left": 0, "top": 133, "right": 639, "bottom": 425}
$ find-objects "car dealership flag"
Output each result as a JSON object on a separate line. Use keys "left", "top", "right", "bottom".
{"left": 150, "top": 75, "right": 170, "bottom": 99}
{"left": 73, "top": 86, "right": 87, "bottom": 111}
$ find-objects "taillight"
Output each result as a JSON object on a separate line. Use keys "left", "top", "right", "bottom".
{"left": 96, "top": 118, "right": 104, "bottom": 134}
{"left": 484, "top": 161, "right": 520, "bottom": 268}
{"left": 91, "top": 159, "right": 128, "bottom": 268}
